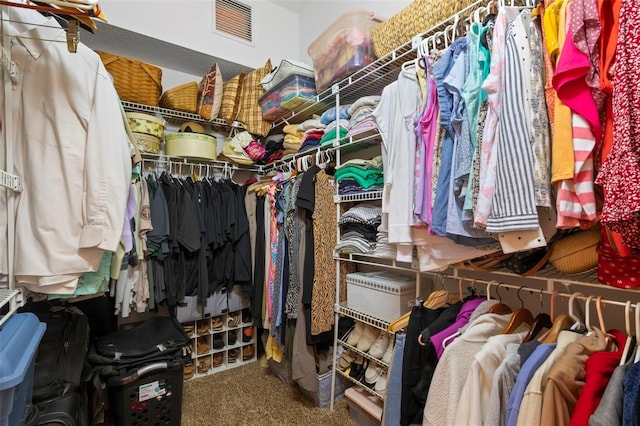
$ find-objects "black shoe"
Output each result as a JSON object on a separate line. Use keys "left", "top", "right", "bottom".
{"left": 212, "top": 334, "right": 225, "bottom": 350}
{"left": 242, "top": 308, "right": 252, "bottom": 324}
{"left": 228, "top": 331, "right": 237, "bottom": 345}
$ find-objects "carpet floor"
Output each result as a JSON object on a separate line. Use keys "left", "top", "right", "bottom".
{"left": 181, "top": 360, "right": 356, "bottom": 426}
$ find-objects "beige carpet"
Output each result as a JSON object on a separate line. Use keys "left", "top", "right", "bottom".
{"left": 181, "top": 360, "right": 356, "bottom": 426}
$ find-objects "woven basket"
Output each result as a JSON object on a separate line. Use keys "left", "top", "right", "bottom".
{"left": 370, "top": 0, "right": 478, "bottom": 59}
{"left": 160, "top": 82, "right": 198, "bottom": 113}
{"left": 96, "top": 50, "right": 163, "bottom": 106}
{"left": 549, "top": 227, "right": 601, "bottom": 275}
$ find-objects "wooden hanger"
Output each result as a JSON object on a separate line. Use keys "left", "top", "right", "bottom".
{"left": 501, "top": 286, "right": 534, "bottom": 334}
{"left": 487, "top": 281, "right": 512, "bottom": 315}
{"left": 523, "top": 289, "right": 552, "bottom": 343}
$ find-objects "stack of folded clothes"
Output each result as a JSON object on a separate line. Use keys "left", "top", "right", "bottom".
{"left": 297, "top": 117, "right": 326, "bottom": 152}
{"left": 258, "top": 134, "right": 285, "bottom": 165}
{"left": 334, "top": 155, "right": 383, "bottom": 195}
{"left": 335, "top": 204, "right": 382, "bottom": 254}
{"left": 371, "top": 225, "right": 397, "bottom": 259}
{"left": 283, "top": 124, "right": 303, "bottom": 156}
{"left": 319, "top": 105, "right": 351, "bottom": 148}
{"left": 347, "top": 95, "right": 381, "bottom": 137}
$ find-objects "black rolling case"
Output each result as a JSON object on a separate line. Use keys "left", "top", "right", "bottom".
{"left": 26, "top": 393, "right": 84, "bottom": 426}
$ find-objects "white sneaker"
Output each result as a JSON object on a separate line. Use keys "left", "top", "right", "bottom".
{"left": 356, "top": 324, "right": 378, "bottom": 352}
{"left": 381, "top": 338, "right": 394, "bottom": 364}
{"left": 347, "top": 321, "right": 364, "bottom": 346}
{"left": 367, "top": 330, "right": 390, "bottom": 359}
{"left": 364, "top": 363, "right": 383, "bottom": 385}
{"left": 374, "top": 370, "right": 388, "bottom": 395}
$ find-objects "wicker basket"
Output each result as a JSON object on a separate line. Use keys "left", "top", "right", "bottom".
{"left": 96, "top": 50, "right": 163, "bottom": 106}
{"left": 549, "top": 227, "right": 601, "bottom": 275}
{"left": 370, "top": 0, "right": 478, "bottom": 59}
{"left": 159, "top": 82, "right": 198, "bottom": 113}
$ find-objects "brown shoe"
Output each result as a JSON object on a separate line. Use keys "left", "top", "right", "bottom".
{"left": 183, "top": 363, "right": 195, "bottom": 380}
{"left": 183, "top": 324, "right": 195, "bottom": 336}
{"left": 227, "top": 312, "right": 240, "bottom": 328}
{"left": 197, "top": 356, "right": 211, "bottom": 374}
{"left": 211, "top": 316, "right": 223, "bottom": 331}
{"left": 242, "top": 345, "right": 254, "bottom": 361}
{"left": 213, "top": 352, "right": 223, "bottom": 367}
{"left": 228, "top": 348, "right": 240, "bottom": 363}
{"left": 197, "top": 320, "right": 209, "bottom": 336}
{"left": 197, "top": 339, "right": 210, "bottom": 355}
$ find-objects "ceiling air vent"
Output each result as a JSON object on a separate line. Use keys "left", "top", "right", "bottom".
{"left": 215, "top": 0, "right": 253, "bottom": 43}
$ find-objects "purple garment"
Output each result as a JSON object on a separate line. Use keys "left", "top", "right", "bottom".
{"left": 122, "top": 184, "right": 136, "bottom": 253}
{"left": 430, "top": 297, "right": 484, "bottom": 358}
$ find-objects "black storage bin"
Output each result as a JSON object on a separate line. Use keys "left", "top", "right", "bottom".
{"left": 106, "top": 361, "right": 183, "bottom": 426}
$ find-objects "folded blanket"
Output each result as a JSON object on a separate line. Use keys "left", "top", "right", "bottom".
{"left": 347, "top": 95, "right": 381, "bottom": 116}
{"left": 320, "top": 105, "right": 351, "bottom": 125}
{"left": 297, "top": 118, "right": 325, "bottom": 131}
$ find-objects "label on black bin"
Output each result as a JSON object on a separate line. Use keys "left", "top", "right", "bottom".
{"left": 139, "top": 380, "right": 167, "bottom": 402}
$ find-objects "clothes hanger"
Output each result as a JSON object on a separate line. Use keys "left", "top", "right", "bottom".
{"left": 487, "top": 281, "right": 512, "bottom": 315}
{"left": 568, "top": 291, "right": 586, "bottom": 331}
{"left": 541, "top": 291, "right": 574, "bottom": 343}
{"left": 619, "top": 301, "right": 633, "bottom": 366}
{"left": 501, "top": 286, "right": 534, "bottom": 334}
{"left": 523, "top": 288, "right": 552, "bottom": 343}
{"left": 634, "top": 302, "right": 640, "bottom": 363}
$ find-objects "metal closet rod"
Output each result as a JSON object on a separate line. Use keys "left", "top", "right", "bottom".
{"left": 435, "top": 273, "right": 639, "bottom": 310}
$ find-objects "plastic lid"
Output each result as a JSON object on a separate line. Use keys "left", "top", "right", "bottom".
{"left": 0, "top": 313, "right": 46, "bottom": 390}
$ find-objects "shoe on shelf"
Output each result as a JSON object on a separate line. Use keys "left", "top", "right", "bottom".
{"left": 182, "top": 324, "right": 195, "bottom": 337}
{"left": 374, "top": 370, "right": 388, "bottom": 395}
{"left": 242, "top": 345, "right": 254, "bottom": 361}
{"left": 228, "top": 312, "right": 240, "bottom": 328}
{"left": 197, "top": 356, "right": 211, "bottom": 374}
{"left": 349, "top": 356, "right": 369, "bottom": 382}
{"left": 382, "top": 339, "right": 394, "bottom": 365}
{"left": 242, "top": 327, "right": 254, "bottom": 342}
{"left": 211, "top": 316, "right": 223, "bottom": 331}
{"left": 346, "top": 321, "right": 364, "bottom": 346}
{"left": 196, "top": 340, "right": 210, "bottom": 355}
{"left": 338, "top": 349, "right": 355, "bottom": 371}
{"left": 364, "top": 363, "right": 383, "bottom": 386}
{"left": 228, "top": 348, "right": 240, "bottom": 363}
{"left": 242, "top": 308, "right": 252, "bottom": 324}
{"left": 356, "top": 325, "right": 378, "bottom": 353}
{"left": 196, "top": 320, "right": 210, "bottom": 336}
{"left": 212, "top": 334, "right": 225, "bottom": 350}
{"left": 183, "top": 363, "right": 195, "bottom": 380}
{"left": 368, "top": 331, "right": 390, "bottom": 359}
{"left": 212, "top": 353, "right": 223, "bottom": 367}
{"left": 228, "top": 331, "right": 238, "bottom": 345}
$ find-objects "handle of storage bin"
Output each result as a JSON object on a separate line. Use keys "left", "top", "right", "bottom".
{"left": 136, "top": 362, "right": 169, "bottom": 377}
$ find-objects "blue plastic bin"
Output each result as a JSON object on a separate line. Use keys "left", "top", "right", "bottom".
{"left": 0, "top": 313, "right": 46, "bottom": 426}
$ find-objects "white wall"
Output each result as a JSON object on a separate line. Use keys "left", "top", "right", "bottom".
{"left": 99, "top": 0, "right": 301, "bottom": 70}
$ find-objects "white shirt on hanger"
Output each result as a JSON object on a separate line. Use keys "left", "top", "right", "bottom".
{"left": 1, "top": 7, "right": 131, "bottom": 293}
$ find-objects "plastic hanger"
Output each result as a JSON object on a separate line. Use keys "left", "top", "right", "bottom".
{"left": 524, "top": 289, "right": 552, "bottom": 343}
{"left": 634, "top": 302, "right": 640, "bottom": 363}
{"left": 619, "top": 301, "right": 633, "bottom": 366}
{"left": 568, "top": 291, "right": 586, "bottom": 331}
{"left": 487, "top": 281, "right": 512, "bottom": 315}
{"left": 541, "top": 291, "right": 572, "bottom": 343}
{"left": 501, "top": 286, "right": 534, "bottom": 334}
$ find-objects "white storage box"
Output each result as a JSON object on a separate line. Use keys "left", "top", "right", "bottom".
{"left": 346, "top": 271, "right": 416, "bottom": 323}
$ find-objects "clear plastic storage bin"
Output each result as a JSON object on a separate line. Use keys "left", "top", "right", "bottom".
{"left": 259, "top": 74, "right": 317, "bottom": 121}
{"left": 0, "top": 313, "right": 46, "bottom": 426}
{"left": 308, "top": 10, "right": 383, "bottom": 93}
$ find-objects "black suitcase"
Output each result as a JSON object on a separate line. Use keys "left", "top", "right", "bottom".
{"left": 27, "top": 304, "right": 90, "bottom": 402}
{"left": 29, "top": 393, "right": 84, "bottom": 426}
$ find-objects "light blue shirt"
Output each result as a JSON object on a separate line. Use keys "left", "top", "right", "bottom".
{"left": 505, "top": 343, "right": 556, "bottom": 426}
